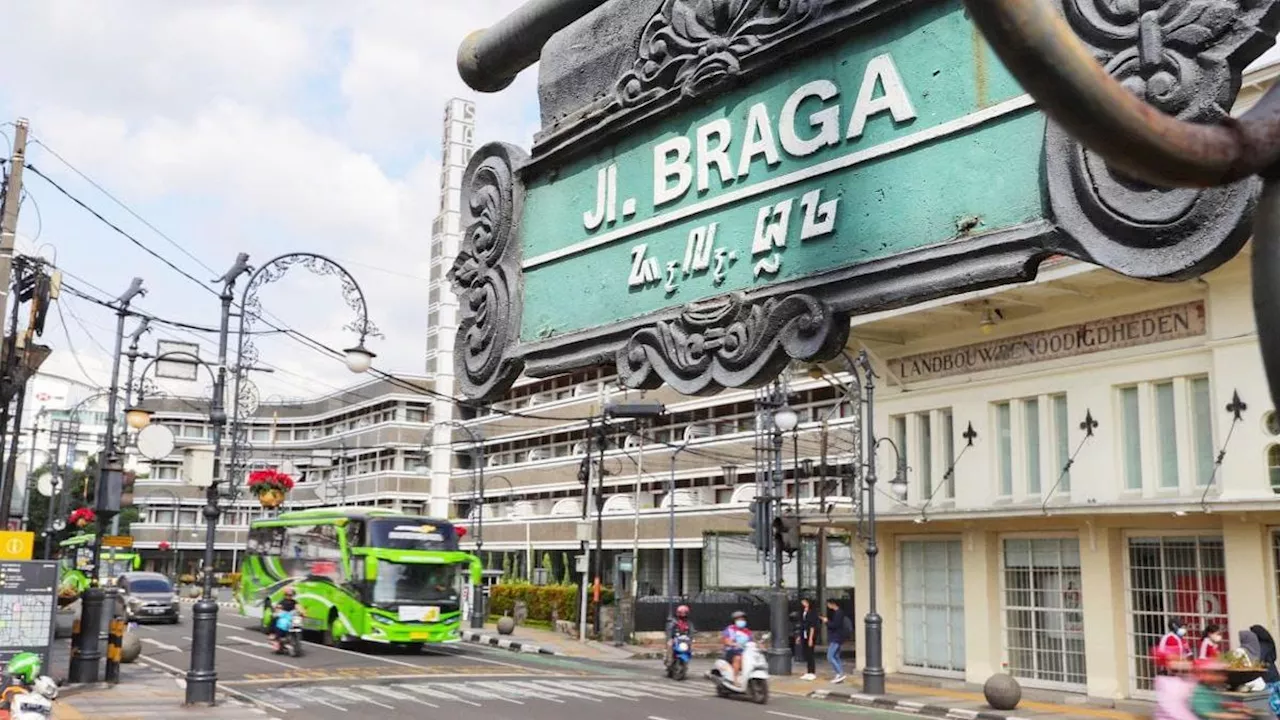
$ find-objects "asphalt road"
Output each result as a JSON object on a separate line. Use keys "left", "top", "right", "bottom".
{"left": 127, "top": 607, "right": 913, "bottom": 720}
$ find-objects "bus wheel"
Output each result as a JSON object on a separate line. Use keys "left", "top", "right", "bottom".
{"left": 325, "top": 616, "right": 343, "bottom": 648}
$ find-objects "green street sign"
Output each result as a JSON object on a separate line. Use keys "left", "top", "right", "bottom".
{"left": 450, "top": 0, "right": 1273, "bottom": 399}
{"left": 521, "top": 3, "right": 1037, "bottom": 342}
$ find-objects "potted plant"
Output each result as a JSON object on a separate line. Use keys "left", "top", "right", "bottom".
{"left": 68, "top": 507, "right": 96, "bottom": 529}
{"left": 247, "top": 469, "right": 295, "bottom": 508}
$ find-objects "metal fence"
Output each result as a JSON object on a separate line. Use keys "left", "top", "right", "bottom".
{"left": 634, "top": 590, "right": 855, "bottom": 637}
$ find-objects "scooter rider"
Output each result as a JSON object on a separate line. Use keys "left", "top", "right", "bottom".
{"left": 269, "top": 587, "right": 304, "bottom": 651}
{"left": 666, "top": 605, "right": 695, "bottom": 665}
{"left": 721, "top": 610, "right": 752, "bottom": 688}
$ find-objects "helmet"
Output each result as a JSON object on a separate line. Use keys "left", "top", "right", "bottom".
{"left": 5, "top": 652, "right": 40, "bottom": 686}
{"left": 283, "top": 586, "right": 296, "bottom": 597}
{"left": 731, "top": 610, "right": 747, "bottom": 621}
{"left": 32, "top": 676, "right": 57, "bottom": 700}
{"left": 676, "top": 605, "right": 689, "bottom": 618}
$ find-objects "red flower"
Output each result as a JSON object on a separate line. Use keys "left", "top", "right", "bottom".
{"left": 158, "top": 541, "right": 171, "bottom": 551}
{"left": 68, "top": 507, "right": 96, "bottom": 526}
{"left": 247, "top": 469, "right": 295, "bottom": 493}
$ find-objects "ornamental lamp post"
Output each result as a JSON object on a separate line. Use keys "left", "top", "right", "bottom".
{"left": 186, "top": 252, "right": 378, "bottom": 706}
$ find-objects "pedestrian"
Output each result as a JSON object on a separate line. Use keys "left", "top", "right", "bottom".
{"left": 1190, "top": 659, "right": 1253, "bottom": 719}
{"left": 821, "top": 599, "right": 850, "bottom": 684}
{"left": 1152, "top": 648, "right": 1197, "bottom": 720}
{"left": 1199, "top": 624, "right": 1225, "bottom": 659}
{"left": 1159, "top": 620, "right": 1192, "bottom": 670}
{"left": 799, "top": 597, "right": 819, "bottom": 681}
{"left": 1250, "top": 625, "right": 1280, "bottom": 717}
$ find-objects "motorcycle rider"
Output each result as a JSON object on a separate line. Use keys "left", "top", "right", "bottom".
{"left": 665, "top": 605, "right": 695, "bottom": 667}
{"left": 0, "top": 652, "right": 41, "bottom": 710}
{"left": 269, "top": 586, "right": 304, "bottom": 651}
{"left": 721, "top": 610, "right": 752, "bottom": 688}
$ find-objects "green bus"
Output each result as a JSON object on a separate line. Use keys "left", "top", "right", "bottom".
{"left": 57, "top": 534, "right": 143, "bottom": 595}
{"left": 237, "top": 508, "right": 481, "bottom": 649}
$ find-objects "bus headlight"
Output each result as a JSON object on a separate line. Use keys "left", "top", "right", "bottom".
{"left": 371, "top": 614, "right": 393, "bottom": 625}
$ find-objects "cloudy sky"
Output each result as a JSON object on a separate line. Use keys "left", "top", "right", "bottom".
{"left": 0, "top": 0, "right": 535, "bottom": 402}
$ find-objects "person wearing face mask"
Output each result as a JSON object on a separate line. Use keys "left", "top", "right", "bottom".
{"left": 721, "top": 611, "right": 752, "bottom": 687}
{"left": 1158, "top": 620, "right": 1192, "bottom": 672}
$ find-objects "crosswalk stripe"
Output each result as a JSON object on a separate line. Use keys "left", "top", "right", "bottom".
{"left": 357, "top": 684, "right": 437, "bottom": 707}
{"left": 322, "top": 686, "right": 395, "bottom": 709}
{"left": 280, "top": 687, "right": 346, "bottom": 712}
{"left": 518, "top": 680, "right": 599, "bottom": 701}
{"left": 450, "top": 683, "right": 523, "bottom": 704}
{"left": 476, "top": 681, "right": 564, "bottom": 703}
{"left": 590, "top": 682, "right": 670, "bottom": 700}
{"left": 635, "top": 681, "right": 705, "bottom": 697}
{"left": 395, "top": 684, "right": 482, "bottom": 707}
{"left": 557, "top": 681, "right": 634, "bottom": 700}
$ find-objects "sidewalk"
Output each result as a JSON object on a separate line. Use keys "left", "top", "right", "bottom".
{"left": 770, "top": 674, "right": 1151, "bottom": 720}
{"left": 461, "top": 622, "right": 639, "bottom": 661}
{"left": 51, "top": 663, "right": 268, "bottom": 719}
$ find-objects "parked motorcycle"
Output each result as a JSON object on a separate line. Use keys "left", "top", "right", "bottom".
{"left": 7, "top": 676, "right": 57, "bottom": 719}
{"left": 667, "top": 633, "right": 692, "bottom": 681}
{"left": 707, "top": 641, "right": 769, "bottom": 704}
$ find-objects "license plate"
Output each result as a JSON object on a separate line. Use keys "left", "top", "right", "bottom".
{"left": 145, "top": 608, "right": 164, "bottom": 614}
{"left": 398, "top": 606, "right": 441, "bottom": 622}
{"left": 410, "top": 632, "right": 428, "bottom": 641}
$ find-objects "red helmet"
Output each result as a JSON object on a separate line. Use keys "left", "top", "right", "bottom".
{"left": 676, "top": 605, "right": 690, "bottom": 618}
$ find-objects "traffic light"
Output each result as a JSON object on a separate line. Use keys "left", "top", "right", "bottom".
{"left": 576, "top": 456, "right": 591, "bottom": 486}
{"left": 748, "top": 498, "right": 772, "bottom": 551}
{"left": 773, "top": 515, "right": 800, "bottom": 554}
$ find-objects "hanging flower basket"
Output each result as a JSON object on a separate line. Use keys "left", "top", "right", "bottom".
{"left": 248, "top": 469, "right": 295, "bottom": 508}
{"left": 69, "top": 507, "right": 96, "bottom": 529}
{"left": 158, "top": 541, "right": 171, "bottom": 551}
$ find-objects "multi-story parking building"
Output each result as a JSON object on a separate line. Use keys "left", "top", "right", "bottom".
{"left": 129, "top": 378, "right": 435, "bottom": 575}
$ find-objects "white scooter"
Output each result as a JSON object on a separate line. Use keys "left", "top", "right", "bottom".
{"left": 10, "top": 676, "right": 57, "bottom": 719}
{"left": 707, "top": 641, "right": 769, "bottom": 704}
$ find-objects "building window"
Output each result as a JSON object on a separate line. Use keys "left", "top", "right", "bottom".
{"left": 1269, "top": 446, "right": 1280, "bottom": 494}
{"left": 1120, "top": 386, "right": 1143, "bottom": 490}
{"left": 1052, "top": 394, "right": 1070, "bottom": 493}
{"left": 1155, "top": 381, "right": 1178, "bottom": 489}
{"left": 941, "top": 411, "right": 955, "bottom": 499}
{"left": 1125, "top": 535, "right": 1226, "bottom": 694}
{"left": 919, "top": 414, "right": 933, "bottom": 500}
{"left": 893, "top": 415, "right": 908, "bottom": 497}
{"left": 1001, "top": 537, "right": 1087, "bottom": 689}
{"left": 1190, "top": 377, "right": 1214, "bottom": 485}
{"left": 997, "top": 402, "right": 1013, "bottom": 496}
{"left": 1267, "top": 411, "right": 1280, "bottom": 437}
{"left": 900, "top": 539, "right": 965, "bottom": 675}
{"left": 1025, "top": 398, "right": 1041, "bottom": 495}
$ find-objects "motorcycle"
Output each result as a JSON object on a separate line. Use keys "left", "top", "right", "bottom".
{"left": 666, "top": 633, "right": 692, "bottom": 681}
{"left": 7, "top": 676, "right": 57, "bottom": 720}
{"left": 272, "top": 611, "right": 304, "bottom": 658}
{"left": 707, "top": 641, "right": 769, "bottom": 704}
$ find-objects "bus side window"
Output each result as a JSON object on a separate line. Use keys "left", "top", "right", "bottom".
{"left": 345, "top": 521, "right": 363, "bottom": 549}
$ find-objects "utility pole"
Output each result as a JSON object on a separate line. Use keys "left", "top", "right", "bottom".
{"left": 0, "top": 118, "right": 28, "bottom": 340}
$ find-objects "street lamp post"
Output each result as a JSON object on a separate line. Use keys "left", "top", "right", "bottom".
{"left": 769, "top": 397, "right": 798, "bottom": 677}
{"left": 188, "top": 251, "right": 376, "bottom": 705}
{"left": 431, "top": 419, "right": 484, "bottom": 628}
{"left": 69, "top": 277, "right": 144, "bottom": 685}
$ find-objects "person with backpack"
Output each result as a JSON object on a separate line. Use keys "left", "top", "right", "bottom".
{"left": 822, "top": 599, "right": 851, "bottom": 683}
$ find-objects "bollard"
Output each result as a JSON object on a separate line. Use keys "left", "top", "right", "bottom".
{"left": 104, "top": 617, "right": 125, "bottom": 685}
{"left": 68, "top": 617, "right": 81, "bottom": 678}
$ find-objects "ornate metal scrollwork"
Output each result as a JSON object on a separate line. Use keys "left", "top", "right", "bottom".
{"left": 615, "top": 0, "right": 823, "bottom": 106}
{"left": 448, "top": 142, "right": 528, "bottom": 402}
{"left": 1045, "top": 0, "right": 1279, "bottom": 279}
{"left": 617, "top": 292, "right": 848, "bottom": 395}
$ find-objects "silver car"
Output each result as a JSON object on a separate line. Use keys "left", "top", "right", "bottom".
{"left": 117, "top": 572, "right": 180, "bottom": 624}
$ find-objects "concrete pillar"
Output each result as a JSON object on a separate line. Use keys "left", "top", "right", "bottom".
{"left": 1079, "top": 524, "right": 1128, "bottom": 701}
{"left": 961, "top": 530, "right": 1003, "bottom": 684}
{"left": 1223, "top": 520, "right": 1275, "bottom": 635}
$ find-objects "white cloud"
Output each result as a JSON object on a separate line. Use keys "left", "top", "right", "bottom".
{"left": 0, "top": 0, "right": 546, "bottom": 399}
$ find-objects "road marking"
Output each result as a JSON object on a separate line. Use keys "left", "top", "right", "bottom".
{"left": 226, "top": 634, "right": 275, "bottom": 649}
{"left": 395, "top": 683, "right": 482, "bottom": 707}
{"left": 357, "top": 684, "right": 438, "bottom": 708}
{"left": 769, "top": 712, "right": 823, "bottom": 720}
{"left": 280, "top": 687, "right": 346, "bottom": 712}
{"left": 429, "top": 643, "right": 552, "bottom": 672}
{"left": 497, "top": 681, "right": 566, "bottom": 702}
{"left": 558, "top": 681, "right": 634, "bottom": 700}
{"left": 140, "top": 637, "right": 185, "bottom": 653}
{"left": 596, "top": 683, "right": 671, "bottom": 699}
{"left": 323, "top": 687, "right": 394, "bottom": 710}
{"left": 450, "top": 683, "right": 523, "bottom": 704}
{"left": 635, "top": 681, "right": 704, "bottom": 697}
{"left": 217, "top": 642, "right": 300, "bottom": 670}
{"left": 523, "top": 680, "right": 602, "bottom": 701}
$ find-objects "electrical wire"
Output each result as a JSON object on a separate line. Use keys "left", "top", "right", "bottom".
{"left": 53, "top": 300, "right": 103, "bottom": 387}
{"left": 19, "top": 189, "right": 41, "bottom": 243}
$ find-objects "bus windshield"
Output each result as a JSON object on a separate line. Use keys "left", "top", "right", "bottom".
{"left": 368, "top": 519, "right": 458, "bottom": 551}
{"left": 372, "top": 561, "right": 459, "bottom": 606}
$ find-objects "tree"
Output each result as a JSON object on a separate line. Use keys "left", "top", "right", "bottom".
{"left": 561, "top": 552, "right": 572, "bottom": 586}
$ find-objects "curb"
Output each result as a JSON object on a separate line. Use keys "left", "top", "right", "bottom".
{"left": 808, "top": 689, "right": 1032, "bottom": 720}
{"left": 461, "top": 630, "right": 561, "bottom": 656}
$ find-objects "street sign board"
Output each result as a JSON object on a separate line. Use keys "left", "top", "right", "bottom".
{"left": 451, "top": 0, "right": 1276, "bottom": 400}
{"left": 103, "top": 535, "right": 134, "bottom": 549}
{"left": 0, "top": 531, "right": 34, "bottom": 560}
{"left": 0, "top": 560, "right": 58, "bottom": 671}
